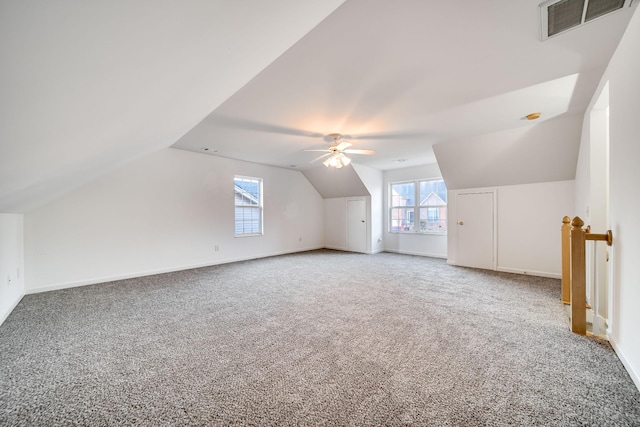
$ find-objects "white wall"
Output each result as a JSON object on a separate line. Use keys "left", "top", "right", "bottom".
{"left": 323, "top": 196, "right": 371, "bottom": 253}
{"left": 0, "top": 214, "right": 25, "bottom": 325}
{"left": 0, "top": 0, "right": 346, "bottom": 213}
{"left": 324, "top": 198, "right": 348, "bottom": 250}
{"left": 496, "top": 181, "right": 574, "bottom": 277}
{"left": 433, "top": 115, "right": 582, "bottom": 190}
{"left": 447, "top": 180, "right": 574, "bottom": 278}
{"left": 352, "top": 164, "right": 384, "bottom": 253}
{"left": 24, "top": 148, "right": 324, "bottom": 293}
{"left": 302, "top": 165, "right": 369, "bottom": 199}
{"left": 383, "top": 164, "right": 447, "bottom": 258}
{"left": 578, "top": 5, "right": 640, "bottom": 390}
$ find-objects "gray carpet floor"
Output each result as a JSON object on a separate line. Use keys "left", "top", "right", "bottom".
{"left": 1, "top": 250, "right": 639, "bottom": 426}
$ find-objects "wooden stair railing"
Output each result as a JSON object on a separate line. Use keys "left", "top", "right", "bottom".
{"left": 561, "top": 216, "right": 613, "bottom": 335}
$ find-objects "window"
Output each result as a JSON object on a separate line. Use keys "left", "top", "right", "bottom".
{"left": 234, "top": 176, "right": 263, "bottom": 236}
{"left": 389, "top": 179, "right": 447, "bottom": 233}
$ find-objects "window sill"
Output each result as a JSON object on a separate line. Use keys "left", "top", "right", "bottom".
{"left": 388, "top": 231, "right": 447, "bottom": 236}
{"left": 235, "top": 233, "right": 264, "bottom": 238}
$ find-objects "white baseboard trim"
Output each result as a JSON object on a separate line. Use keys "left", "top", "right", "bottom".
{"left": 322, "top": 246, "right": 384, "bottom": 255}
{"left": 496, "top": 266, "right": 561, "bottom": 279}
{"left": 323, "top": 245, "right": 347, "bottom": 252}
{"left": 444, "top": 262, "right": 561, "bottom": 279}
{"left": 0, "top": 292, "right": 25, "bottom": 327}
{"left": 383, "top": 248, "right": 447, "bottom": 259}
{"left": 25, "top": 246, "right": 324, "bottom": 295}
{"left": 608, "top": 335, "right": 640, "bottom": 392}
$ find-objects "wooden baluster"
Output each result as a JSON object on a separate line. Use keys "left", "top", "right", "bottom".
{"left": 570, "top": 216, "right": 587, "bottom": 335}
{"left": 561, "top": 216, "right": 571, "bottom": 305}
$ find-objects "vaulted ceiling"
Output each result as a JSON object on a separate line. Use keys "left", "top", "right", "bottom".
{"left": 1, "top": 1, "right": 637, "bottom": 211}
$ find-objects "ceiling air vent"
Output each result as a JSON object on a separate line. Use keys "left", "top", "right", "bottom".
{"left": 540, "top": 0, "right": 631, "bottom": 40}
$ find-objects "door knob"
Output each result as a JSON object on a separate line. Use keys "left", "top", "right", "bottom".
{"left": 458, "top": 221, "right": 464, "bottom": 225}
{"left": 361, "top": 220, "right": 365, "bottom": 223}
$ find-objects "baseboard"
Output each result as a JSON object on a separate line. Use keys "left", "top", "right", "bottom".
{"left": 496, "top": 266, "right": 561, "bottom": 279}
{"left": 383, "top": 248, "right": 447, "bottom": 259}
{"left": 25, "top": 246, "right": 324, "bottom": 295}
{"left": 608, "top": 335, "right": 640, "bottom": 392}
{"left": 323, "top": 245, "right": 347, "bottom": 252}
{"left": 322, "top": 246, "right": 384, "bottom": 255}
{"left": 591, "top": 314, "right": 608, "bottom": 337}
{"left": 0, "top": 292, "right": 25, "bottom": 327}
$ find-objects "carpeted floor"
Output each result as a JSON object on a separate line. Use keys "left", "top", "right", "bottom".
{"left": 1, "top": 250, "right": 639, "bottom": 426}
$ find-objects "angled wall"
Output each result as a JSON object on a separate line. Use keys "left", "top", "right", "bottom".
{"left": 303, "top": 165, "right": 370, "bottom": 199}
{"left": 433, "top": 114, "right": 582, "bottom": 190}
{"left": 0, "top": 0, "right": 345, "bottom": 213}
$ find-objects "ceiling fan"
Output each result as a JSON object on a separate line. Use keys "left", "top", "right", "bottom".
{"left": 304, "top": 133, "right": 376, "bottom": 168}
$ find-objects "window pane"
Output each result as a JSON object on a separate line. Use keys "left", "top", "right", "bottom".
{"left": 419, "top": 179, "right": 447, "bottom": 205}
{"left": 391, "top": 182, "right": 415, "bottom": 206}
{"left": 234, "top": 176, "right": 262, "bottom": 235}
{"left": 390, "top": 207, "right": 414, "bottom": 232}
{"left": 419, "top": 206, "right": 447, "bottom": 232}
{"left": 235, "top": 207, "right": 262, "bottom": 234}
{"left": 234, "top": 177, "right": 260, "bottom": 206}
{"left": 390, "top": 179, "right": 447, "bottom": 234}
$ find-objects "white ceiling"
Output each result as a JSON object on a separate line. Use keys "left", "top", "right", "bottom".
{"left": 1, "top": 1, "right": 636, "bottom": 212}
{"left": 0, "top": 0, "right": 345, "bottom": 212}
{"left": 172, "top": 0, "right": 636, "bottom": 172}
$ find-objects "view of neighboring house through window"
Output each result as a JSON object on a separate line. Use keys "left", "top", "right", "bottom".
{"left": 234, "top": 176, "right": 263, "bottom": 236}
{"left": 389, "top": 179, "right": 447, "bottom": 233}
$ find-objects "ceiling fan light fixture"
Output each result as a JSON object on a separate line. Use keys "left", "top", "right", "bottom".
{"left": 311, "top": 133, "right": 373, "bottom": 168}
{"left": 323, "top": 152, "right": 351, "bottom": 168}
{"left": 326, "top": 155, "right": 339, "bottom": 168}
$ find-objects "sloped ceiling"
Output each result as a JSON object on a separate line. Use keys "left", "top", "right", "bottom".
{"left": 172, "top": 0, "right": 636, "bottom": 177}
{"left": 433, "top": 114, "right": 583, "bottom": 190}
{"left": 303, "top": 166, "right": 369, "bottom": 199}
{"left": 0, "top": 0, "right": 345, "bottom": 212}
{"left": 1, "top": 1, "right": 637, "bottom": 211}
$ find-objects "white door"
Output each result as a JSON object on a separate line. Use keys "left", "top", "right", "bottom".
{"left": 456, "top": 192, "right": 494, "bottom": 270}
{"left": 347, "top": 199, "right": 367, "bottom": 253}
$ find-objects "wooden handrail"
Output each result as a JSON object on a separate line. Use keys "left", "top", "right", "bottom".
{"left": 561, "top": 216, "right": 613, "bottom": 335}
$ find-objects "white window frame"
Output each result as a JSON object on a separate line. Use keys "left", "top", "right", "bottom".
{"left": 389, "top": 178, "right": 447, "bottom": 235}
{"left": 234, "top": 176, "right": 263, "bottom": 237}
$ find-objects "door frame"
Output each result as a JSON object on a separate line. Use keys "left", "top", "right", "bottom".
{"left": 449, "top": 188, "right": 497, "bottom": 270}
{"left": 346, "top": 197, "right": 369, "bottom": 254}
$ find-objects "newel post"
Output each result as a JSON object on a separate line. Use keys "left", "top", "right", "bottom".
{"left": 570, "top": 216, "right": 587, "bottom": 335}
{"left": 561, "top": 216, "right": 571, "bottom": 305}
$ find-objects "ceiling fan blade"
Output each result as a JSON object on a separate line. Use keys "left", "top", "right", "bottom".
{"left": 310, "top": 153, "right": 331, "bottom": 163}
{"left": 345, "top": 132, "right": 427, "bottom": 140}
{"left": 208, "top": 115, "right": 324, "bottom": 138}
{"left": 344, "top": 149, "right": 376, "bottom": 155}
{"left": 336, "top": 141, "right": 352, "bottom": 151}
